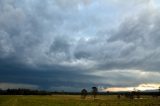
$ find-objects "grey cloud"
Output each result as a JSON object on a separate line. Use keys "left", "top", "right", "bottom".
{"left": 55, "top": 0, "right": 92, "bottom": 9}
{"left": 0, "top": 0, "right": 160, "bottom": 91}
{"left": 70, "top": 8, "right": 160, "bottom": 72}
{"left": 102, "top": 10, "right": 160, "bottom": 71}
{"left": 49, "top": 36, "right": 71, "bottom": 55}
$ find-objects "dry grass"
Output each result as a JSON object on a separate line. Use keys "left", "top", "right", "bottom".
{"left": 0, "top": 95, "right": 159, "bottom": 106}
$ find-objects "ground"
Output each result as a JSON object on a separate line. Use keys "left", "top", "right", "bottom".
{"left": 0, "top": 95, "right": 159, "bottom": 106}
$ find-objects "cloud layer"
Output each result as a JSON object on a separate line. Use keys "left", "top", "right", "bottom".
{"left": 0, "top": 0, "right": 160, "bottom": 91}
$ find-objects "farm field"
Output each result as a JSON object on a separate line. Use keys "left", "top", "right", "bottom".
{"left": 0, "top": 95, "right": 160, "bottom": 106}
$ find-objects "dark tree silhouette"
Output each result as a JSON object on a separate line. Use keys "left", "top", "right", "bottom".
{"left": 81, "top": 89, "right": 88, "bottom": 99}
{"left": 117, "top": 94, "right": 121, "bottom": 99}
{"left": 92, "top": 87, "right": 98, "bottom": 100}
{"left": 136, "top": 90, "right": 140, "bottom": 99}
{"left": 130, "top": 91, "right": 135, "bottom": 99}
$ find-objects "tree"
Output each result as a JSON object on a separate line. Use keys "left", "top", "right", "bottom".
{"left": 81, "top": 89, "right": 87, "bottom": 99}
{"left": 117, "top": 94, "right": 121, "bottom": 99}
{"left": 136, "top": 90, "right": 140, "bottom": 99}
{"left": 92, "top": 87, "right": 98, "bottom": 100}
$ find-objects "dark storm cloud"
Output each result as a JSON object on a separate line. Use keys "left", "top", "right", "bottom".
{"left": 0, "top": 0, "right": 160, "bottom": 91}
{"left": 50, "top": 36, "right": 70, "bottom": 53}
{"left": 0, "top": 57, "right": 110, "bottom": 91}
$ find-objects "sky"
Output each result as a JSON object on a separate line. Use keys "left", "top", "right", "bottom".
{"left": 0, "top": 0, "right": 160, "bottom": 92}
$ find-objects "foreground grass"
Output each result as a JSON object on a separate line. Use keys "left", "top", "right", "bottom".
{"left": 0, "top": 95, "right": 160, "bottom": 106}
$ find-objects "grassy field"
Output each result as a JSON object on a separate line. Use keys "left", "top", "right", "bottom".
{"left": 0, "top": 95, "right": 160, "bottom": 106}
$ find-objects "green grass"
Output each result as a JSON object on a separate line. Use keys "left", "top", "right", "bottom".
{"left": 0, "top": 95, "right": 159, "bottom": 106}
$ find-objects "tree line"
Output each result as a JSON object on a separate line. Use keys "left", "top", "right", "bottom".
{"left": 0, "top": 88, "right": 51, "bottom": 95}
{"left": 0, "top": 86, "right": 160, "bottom": 98}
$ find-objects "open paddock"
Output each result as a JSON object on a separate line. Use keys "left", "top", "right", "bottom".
{"left": 0, "top": 95, "right": 160, "bottom": 106}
